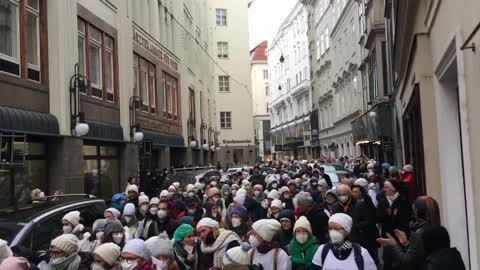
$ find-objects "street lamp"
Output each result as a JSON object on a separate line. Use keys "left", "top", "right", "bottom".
{"left": 69, "top": 63, "right": 89, "bottom": 137}
{"left": 368, "top": 111, "right": 377, "bottom": 118}
{"left": 201, "top": 123, "right": 208, "bottom": 150}
{"left": 129, "top": 96, "right": 144, "bottom": 143}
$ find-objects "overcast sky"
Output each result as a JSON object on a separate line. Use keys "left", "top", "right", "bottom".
{"left": 248, "top": 0, "right": 298, "bottom": 50}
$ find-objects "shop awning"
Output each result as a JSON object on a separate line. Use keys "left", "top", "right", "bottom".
{"left": 0, "top": 106, "right": 59, "bottom": 135}
{"left": 143, "top": 130, "right": 185, "bottom": 147}
{"left": 84, "top": 120, "right": 124, "bottom": 142}
{"left": 351, "top": 102, "right": 393, "bottom": 143}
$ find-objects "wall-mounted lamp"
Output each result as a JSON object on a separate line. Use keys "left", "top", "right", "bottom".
{"left": 69, "top": 63, "right": 89, "bottom": 136}
{"left": 130, "top": 96, "right": 144, "bottom": 143}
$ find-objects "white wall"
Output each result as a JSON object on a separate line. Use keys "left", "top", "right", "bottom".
{"left": 251, "top": 62, "right": 269, "bottom": 116}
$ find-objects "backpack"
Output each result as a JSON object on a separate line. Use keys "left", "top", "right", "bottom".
{"left": 320, "top": 243, "right": 364, "bottom": 270}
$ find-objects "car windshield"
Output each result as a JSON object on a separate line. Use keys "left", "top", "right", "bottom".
{"left": 0, "top": 223, "right": 23, "bottom": 244}
{"left": 321, "top": 165, "right": 336, "bottom": 172}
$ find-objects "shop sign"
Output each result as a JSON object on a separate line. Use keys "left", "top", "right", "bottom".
{"left": 133, "top": 26, "right": 178, "bottom": 71}
{"left": 222, "top": 139, "right": 252, "bottom": 144}
{"left": 139, "top": 118, "right": 182, "bottom": 136}
{"left": 274, "top": 145, "right": 283, "bottom": 151}
{"left": 285, "top": 137, "right": 303, "bottom": 144}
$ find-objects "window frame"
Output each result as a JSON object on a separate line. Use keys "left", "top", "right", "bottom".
{"left": 220, "top": 111, "right": 232, "bottom": 129}
{"left": 162, "top": 71, "right": 179, "bottom": 120}
{"left": 217, "top": 42, "right": 229, "bottom": 58}
{"left": 218, "top": 75, "right": 230, "bottom": 93}
{"left": 133, "top": 53, "right": 157, "bottom": 114}
{"left": 216, "top": 8, "right": 227, "bottom": 26}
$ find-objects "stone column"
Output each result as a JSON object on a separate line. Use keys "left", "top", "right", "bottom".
{"left": 119, "top": 143, "right": 139, "bottom": 189}
{"left": 159, "top": 146, "right": 171, "bottom": 169}
{"left": 48, "top": 137, "right": 83, "bottom": 194}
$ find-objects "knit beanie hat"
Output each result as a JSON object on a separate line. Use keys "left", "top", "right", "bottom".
{"left": 354, "top": 178, "right": 369, "bottom": 189}
{"left": 94, "top": 243, "right": 121, "bottom": 266}
{"left": 267, "top": 189, "right": 280, "bottom": 200}
{"left": 279, "top": 186, "right": 289, "bottom": 195}
{"left": 253, "top": 184, "right": 263, "bottom": 191}
{"left": 138, "top": 192, "right": 149, "bottom": 205}
{"left": 149, "top": 234, "right": 174, "bottom": 258}
{"left": 270, "top": 199, "right": 283, "bottom": 210}
{"left": 104, "top": 208, "right": 121, "bottom": 220}
{"left": 221, "top": 185, "right": 231, "bottom": 194}
{"left": 231, "top": 205, "right": 248, "bottom": 219}
{"left": 0, "top": 240, "right": 12, "bottom": 262}
{"left": 293, "top": 216, "right": 312, "bottom": 234}
{"left": 222, "top": 243, "right": 251, "bottom": 266}
{"left": 0, "top": 257, "right": 30, "bottom": 270}
{"left": 123, "top": 203, "right": 135, "bottom": 217}
{"left": 178, "top": 216, "right": 194, "bottom": 226}
{"left": 172, "top": 182, "right": 181, "bottom": 190}
{"left": 329, "top": 213, "right": 353, "bottom": 234}
{"left": 252, "top": 219, "right": 281, "bottom": 242}
{"left": 173, "top": 224, "right": 195, "bottom": 242}
{"left": 159, "top": 190, "right": 169, "bottom": 199}
{"left": 92, "top": 219, "right": 107, "bottom": 233}
{"left": 197, "top": 217, "right": 219, "bottom": 230}
{"left": 278, "top": 210, "right": 295, "bottom": 224}
{"left": 326, "top": 189, "right": 337, "bottom": 198}
{"left": 122, "top": 239, "right": 151, "bottom": 260}
{"left": 62, "top": 211, "right": 81, "bottom": 226}
{"left": 207, "top": 187, "right": 220, "bottom": 198}
{"left": 149, "top": 197, "right": 160, "bottom": 206}
{"left": 51, "top": 234, "right": 79, "bottom": 256}
{"left": 403, "top": 164, "right": 414, "bottom": 173}
{"left": 389, "top": 166, "right": 400, "bottom": 175}
{"left": 318, "top": 179, "right": 328, "bottom": 188}
{"left": 296, "top": 192, "right": 314, "bottom": 207}
{"left": 234, "top": 189, "right": 247, "bottom": 205}
{"left": 168, "top": 185, "right": 177, "bottom": 193}
{"left": 186, "top": 184, "right": 195, "bottom": 192}
{"left": 125, "top": 184, "right": 139, "bottom": 195}
{"left": 104, "top": 220, "right": 124, "bottom": 236}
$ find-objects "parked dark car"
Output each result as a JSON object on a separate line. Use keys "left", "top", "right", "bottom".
{"left": 0, "top": 195, "right": 105, "bottom": 263}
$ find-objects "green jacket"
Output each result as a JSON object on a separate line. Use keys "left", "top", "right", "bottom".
{"left": 289, "top": 235, "right": 319, "bottom": 268}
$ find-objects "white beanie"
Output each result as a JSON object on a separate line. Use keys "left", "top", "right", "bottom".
{"left": 149, "top": 234, "right": 174, "bottom": 258}
{"left": 62, "top": 211, "right": 81, "bottom": 226}
{"left": 207, "top": 187, "right": 220, "bottom": 197}
{"left": 354, "top": 178, "right": 369, "bottom": 189}
{"left": 252, "top": 219, "right": 281, "bottom": 242}
{"left": 279, "top": 186, "right": 289, "bottom": 195}
{"left": 270, "top": 199, "right": 283, "bottom": 210}
{"left": 123, "top": 203, "right": 136, "bottom": 216}
{"left": 222, "top": 243, "right": 251, "bottom": 265}
{"left": 234, "top": 188, "right": 247, "bottom": 205}
{"left": 403, "top": 164, "right": 414, "bottom": 173}
{"left": 281, "top": 173, "right": 289, "bottom": 180}
{"left": 51, "top": 234, "right": 79, "bottom": 256}
{"left": 122, "top": 239, "right": 151, "bottom": 260}
{"left": 159, "top": 190, "right": 169, "bottom": 198}
{"left": 241, "top": 180, "right": 250, "bottom": 187}
{"left": 267, "top": 189, "right": 280, "bottom": 200}
{"left": 0, "top": 239, "right": 12, "bottom": 262}
{"left": 329, "top": 213, "right": 353, "bottom": 234}
{"left": 138, "top": 192, "right": 149, "bottom": 205}
{"left": 94, "top": 243, "right": 121, "bottom": 265}
{"left": 172, "top": 182, "right": 181, "bottom": 190}
{"left": 253, "top": 184, "right": 263, "bottom": 191}
{"left": 125, "top": 184, "right": 139, "bottom": 194}
{"left": 149, "top": 197, "right": 160, "bottom": 206}
{"left": 168, "top": 185, "right": 177, "bottom": 192}
{"left": 197, "top": 218, "right": 219, "bottom": 230}
{"left": 293, "top": 216, "right": 312, "bottom": 234}
{"left": 187, "top": 184, "right": 195, "bottom": 192}
{"left": 104, "top": 208, "right": 121, "bottom": 220}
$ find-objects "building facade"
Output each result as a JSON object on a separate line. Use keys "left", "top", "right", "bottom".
{"left": 304, "top": 0, "right": 362, "bottom": 161}
{"left": 267, "top": 2, "right": 312, "bottom": 161}
{"left": 0, "top": 0, "right": 219, "bottom": 208}
{"left": 386, "top": 0, "right": 480, "bottom": 268}
{"left": 210, "top": 0, "right": 255, "bottom": 165}
{"left": 250, "top": 41, "right": 271, "bottom": 162}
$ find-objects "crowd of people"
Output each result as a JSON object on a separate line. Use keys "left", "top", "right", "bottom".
{"left": 0, "top": 159, "right": 467, "bottom": 270}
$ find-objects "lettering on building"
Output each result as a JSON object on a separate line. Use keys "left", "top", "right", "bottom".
{"left": 222, "top": 139, "right": 252, "bottom": 144}
{"left": 139, "top": 118, "right": 182, "bottom": 136}
{"left": 133, "top": 27, "right": 178, "bottom": 71}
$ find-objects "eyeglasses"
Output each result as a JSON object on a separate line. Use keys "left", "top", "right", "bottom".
{"left": 49, "top": 249, "right": 66, "bottom": 258}
{"left": 158, "top": 208, "right": 168, "bottom": 211}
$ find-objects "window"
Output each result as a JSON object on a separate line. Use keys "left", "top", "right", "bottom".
{"left": 83, "top": 144, "right": 119, "bottom": 199}
{"left": 325, "top": 28, "right": 330, "bottom": 49}
{"left": 220, "top": 112, "right": 232, "bottom": 129}
{"left": 265, "top": 86, "right": 269, "bottom": 96}
{"left": 133, "top": 54, "right": 157, "bottom": 113}
{"left": 78, "top": 18, "right": 115, "bottom": 102}
{"left": 163, "top": 71, "right": 179, "bottom": 120}
{"left": 316, "top": 40, "right": 320, "bottom": 60}
{"left": 219, "top": 76, "right": 230, "bottom": 92}
{"left": 216, "top": 9, "right": 227, "bottom": 26}
{"left": 189, "top": 89, "right": 195, "bottom": 122}
{"left": 320, "top": 34, "right": 325, "bottom": 55}
{"left": 217, "top": 42, "right": 228, "bottom": 58}
{"left": 368, "top": 47, "right": 378, "bottom": 101}
{"left": 263, "top": 69, "right": 268, "bottom": 79}
{"left": 0, "top": 0, "right": 43, "bottom": 81}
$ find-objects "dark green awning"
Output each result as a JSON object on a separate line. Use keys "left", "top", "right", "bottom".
{"left": 0, "top": 106, "right": 59, "bottom": 135}
{"left": 84, "top": 120, "right": 124, "bottom": 142}
{"left": 143, "top": 130, "right": 185, "bottom": 147}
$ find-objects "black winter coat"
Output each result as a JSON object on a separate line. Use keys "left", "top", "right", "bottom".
{"left": 421, "top": 248, "right": 466, "bottom": 270}
{"left": 304, "top": 205, "right": 329, "bottom": 244}
{"left": 377, "top": 194, "right": 411, "bottom": 236}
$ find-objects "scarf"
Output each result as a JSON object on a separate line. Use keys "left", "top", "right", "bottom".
{"left": 331, "top": 241, "right": 353, "bottom": 260}
{"left": 289, "top": 235, "right": 318, "bottom": 268}
{"left": 201, "top": 229, "right": 241, "bottom": 267}
{"left": 387, "top": 192, "right": 400, "bottom": 206}
{"left": 257, "top": 241, "right": 281, "bottom": 254}
{"left": 173, "top": 241, "right": 198, "bottom": 270}
{"left": 38, "top": 253, "right": 81, "bottom": 270}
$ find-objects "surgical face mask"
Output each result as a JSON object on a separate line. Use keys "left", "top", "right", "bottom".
{"left": 121, "top": 259, "right": 138, "bottom": 270}
{"left": 187, "top": 208, "right": 196, "bottom": 215}
{"left": 329, "top": 230, "right": 345, "bottom": 244}
{"left": 368, "top": 169, "right": 374, "bottom": 173}
{"left": 188, "top": 192, "right": 195, "bottom": 198}
{"left": 91, "top": 263, "right": 105, "bottom": 270}
{"left": 183, "top": 192, "right": 188, "bottom": 198}
{"left": 168, "top": 191, "right": 175, "bottom": 198}
{"left": 49, "top": 257, "right": 66, "bottom": 265}
{"left": 124, "top": 216, "right": 132, "bottom": 224}
{"left": 249, "top": 235, "right": 260, "bottom": 248}
{"left": 150, "top": 207, "right": 158, "bottom": 215}
{"left": 152, "top": 257, "right": 169, "bottom": 269}
{"left": 140, "top": 204, "right": 149, "bottom": 214}
{"left": 253, "top": 190, "right": 261, "bottom": 197}
{"left": 339, "top": 195, "right": 349, "bottom": 203}
{"left": 113, "top": 232, "right": 124, "bottom": 244}
{"left": 198, "top": 183, "right": 205, "bottom": 189}
{"left": 272, "top": 183, "right": 278, "bottom": 188}
{"left": 157, "top": 210, "right": 167, "bottom": 219}
{"left": 232, "top": 190, "right": 237, "bottom": 196}
{"left": 96, "top": 231, "right": 104, "bottom": 240}
{"left": 273, "top": 212, "right": 279, "bottom": 219}
{"left": 62, "top": 225, "right": 73, "bottom": 234}
{"left": 283, "top": 193, "right": 290, "bottom": 199}
{"left": 231, "top": 217, "right": 242, "bottom": 228}
{"left": 295, "top": 233, "right": 309, "bottom": 245}
{"left": 183, "top": 244, "right": 194, "bottom": 254}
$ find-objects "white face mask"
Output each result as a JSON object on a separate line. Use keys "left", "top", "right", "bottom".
{"left": 113, "top": 232, "right": 124, "bottom": 244}
{"left": 253, "top": 190, "right": 261, "bottom": 196}
{"left": 152, "top": 257, "right": 169, "bottom": 269}
{"left": 91, "top": 263, "right": 105, "bottom": 270}
{"left": 96, "top": 231, "right": 104, "bottom": 240}
{"left": 121, "top": 259, "right": 138, "bottom": 270}
{"left": 188, "top": 192, "right": 195, "bottom": 198}
{"left": 249, "top": 235, "right": 260, "bottom": 248}
{"left": 329, "top": 230, "right": 344, "bottom": 244}
{"left": 62, "top": 225, "right": 73, "bottom": 234}
{"left": 273, "top": 212, "right": 279, "bottom": 219}
{"left": 168, "top": 191, "right": 175, "bottom": 198}
{"left": 49, "top": 257, "right": 66, "bottom": 265}
{"left": 272, "top": 183, "right": 278, "bottom": 188}
{"left": 338, "top": 195, "right": 349, "bottom": 203}
{"left": 183, "top": 244, "right": 194, "bottom": 254}
{"left": 232, "top": 190, "right": 237, "bottom": 196}
{"left": 157, "top": 210, "right": 167, "bottom": 219}
{"left": 140, "top": 204, "right": 149, "bottom": 214}
{"left": 283, "top": 193, "right": 290, "bottom": 199}
{"left": 150, "top": 207, "right": 158, "bottom": 215}
{"left": 124, "top": 216, "right": 132, "bottom": 223}
{"left": 295, "top": 233, "right": 309, "bottom": 244}
{"left": 231, "top": 217, "right": 241, "bottom": 228}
